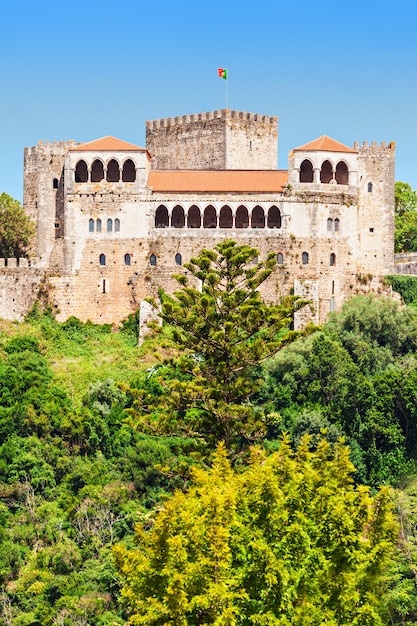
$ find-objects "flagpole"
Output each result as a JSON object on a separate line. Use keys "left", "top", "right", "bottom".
{"left": 226, "top": 72, "right": 228, "bottom": 109}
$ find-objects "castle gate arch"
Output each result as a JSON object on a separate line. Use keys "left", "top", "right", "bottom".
{"left": 75, "top": 160, "right": 88, "bottom": 182}
{"left": 267, "top": 206, "right": 281, "bottom": 228}
{"left": 320, "top": 160, "right": 333, "bottom": 184}
{"left": 155, "top": 205, "right": 169, "bottom": 228}
{"left": 122, "top": 159, "right": 136, "bottom": 182}
{"left": 203, "top": 205, "right": 217, "bottom": 228}
{"left": 335, "top": 161, "right": 348, "bottom": 184}
{"left": 300, "top": 159, "right": 314, "bottom": 183}
{"left": 91, "top": 159, "right": 104, "bottom": 182}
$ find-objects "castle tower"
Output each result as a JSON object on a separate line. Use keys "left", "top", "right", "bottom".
{"left": 356, "top": 140, "right": 395, "bottom": 274}
{"left": 146, "top": 109, "right": 278, "bottom": 170}
{"left": 23, "top": 141, "right": 77, "bottom": 264}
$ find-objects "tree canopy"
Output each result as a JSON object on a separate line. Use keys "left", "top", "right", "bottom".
{"left": 127, "top": 240, "right": 305, "bottom": 447}
{"left": 0, "top": 192, "right": 34, "bottom": 258}
{"left": 115, "top": 439, "right": 398, "bottom": 626}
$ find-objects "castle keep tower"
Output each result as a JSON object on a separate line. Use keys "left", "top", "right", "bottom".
{"left": 146, "top": 109, "right": 278, "bottom": 171}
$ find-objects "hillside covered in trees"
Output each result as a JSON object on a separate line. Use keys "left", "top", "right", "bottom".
{"left": 1, "top": 241, "right": 417, "bottom": 624}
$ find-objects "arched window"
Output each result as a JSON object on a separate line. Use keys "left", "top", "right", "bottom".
{"left": 187, "top": 205, "right": 201, "bottom": 228}
{"left": 334, "top": 218, "right": 340, "bottom": 232}
{"left": 122, "top": 159, "right": 136, "bottom": 182}
{"left": 267, "top": 206, "right": 281, "bottom": 228}
{"left": 172, "top": 205, "right": 185, "bottom": 228}
{"left": 327, "top": 218, "right": 333, "bottom": 231}
{"left": 91, "top": 160, "right": 104, "bottom": 182}
{"left": 277, "top": 252, "right": 284, "bottom": 264}
{"left": 75, "top": 160, "right": 88, "bottom": 183}
{"left": 115, "top": 218, "right": 120, "bottom": 232}
{"left": 235, "top": 205, "right": 249, "bottom": 229}
{"left": 175, "top": 253, "right": 182, "bottom": 265}
{"left": 96, "top": 218, "right": 102, "bottom": 233}
{"left": 106, "top": 159, "right": 120, "bottom": 182}
{"left": 219, "top": 205, "right": 233, "bottom": 228}
{"left": 335, "top": 161, "right": 349, "bottom": 185}
{"left": 330, "top": 253, "right": 336, "bottom": 266}
{"left": 150, "top": 254, "right": 157, "bottom": 266}
{"left": 107, "top": 218, "right": 113, "bottom": 232}
{"left": 89, "top": 218, "right": 94, "bottom": 232}
{"left": 53, "top": 178, "right": 59, "bottom": 189}
{"left": 251, "top": 205, "right": 265, "bottom": 228}
{"left": 320, "top": 160, "right": 333, "bottom": 184}
{"left": 124, "top": 253, "right": 131, "bottom": 266}
{"left": 203, "top": 205, "right": 217, "bottom": 228}
{"left": 155, "top": 205, "right": 169, "bottom": 228}
{"left": 299, "top": 159, "right": 314, "bottom": 183}
{"left": 368, "top": 182, "right": 373, "bottom": 193}
{"left": 99, "top": 253, "right": 106, "bottom": 266}
{"left": 302, "top": 251, "right": 309, "bottom": 265}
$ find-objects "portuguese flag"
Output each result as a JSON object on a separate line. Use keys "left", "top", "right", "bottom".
{"left": 217, "top": 68, "right": 227, "bottom": 80}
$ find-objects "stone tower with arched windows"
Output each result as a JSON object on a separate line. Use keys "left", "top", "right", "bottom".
{"left": 15, "top": 109, "right": 395, "bottom": 328}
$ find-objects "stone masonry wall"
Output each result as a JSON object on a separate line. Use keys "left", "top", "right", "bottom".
{"left": 146, "top": 110, "right": 278, "bottom": 171}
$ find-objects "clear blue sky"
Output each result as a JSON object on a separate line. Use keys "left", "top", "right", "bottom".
{"left": 1, "top": 0, "right": 416, "bottom": 201}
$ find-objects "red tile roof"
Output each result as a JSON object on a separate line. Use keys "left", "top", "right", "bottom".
{"left": 70, "top": 136, "right": 147, "bottom": 152}
{"left": 294, "top": 135, "right": 357, "bottom": 153}
{"left": 147, "top": 170, "right": 288, "bottom": 193}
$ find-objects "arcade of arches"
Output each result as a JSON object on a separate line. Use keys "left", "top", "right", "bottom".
{"left": 299, "top": 159, "right": 349, "bottom": 185}
{"left": 155, "top": 204, "right": 282, "bottom": 229}
{"left": 75, "top": 159, "right": 136, "bottom": 183}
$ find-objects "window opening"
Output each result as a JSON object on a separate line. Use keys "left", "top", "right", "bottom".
{"left": 320, "top": 160, "right": 333, "bottom": 184}
{"left": 175, "top": 253, "right": 182, "bottom": 265}
{"left": 172, "top": 205, "right": 185, "bottom": 228}
{"left": 299, "top": 159, "right": 314, "bottom": 183}
{"left": 327, "top": 218, "right": 333, "bottom": 231}
{"left": 99, "top": 253, "right": 106, "bottom": 266}
{"left": 334, "top": 218, "right": 340, "bottom": 232}
{"left": 89, "top": 218, "right": 94, "bottom": 232}
{"left": 267, "top": 205, "right": 281, "bottom": 228}
{"left": 277, "top": 252, "right": 284, "bottom": 264}
{"left": 150, "top": 254, "right": 157, "bottom": 266}
{"left": 235, "top": 205, "right": 249, "bottom": 229}
{"left": 122, "top": 159, "right": 136, "bottom": 182}
{"left": 124, "top": 254, "right": 131, "bottom": 266}
{"left": 96, "top": 218, "right": 102, "bottom": 233}
{"left": 155, "top": 205, "right": 169, "bottom": 228}
{"left": 251, "top": 205, "right": 265, "bottom": 228}
{"left": 330, "top": 253, "right": 336, "bottom": 266}
{"left": 335, "top": 161, "right": 349, "bottom": 185}
{"left": 91, "top": 160, "right": 104, "bottom": 182}
{"left": 219, "top": 205, "right": 233, "bottom": 228}
{"left": 53, "top": 178, "right": 58, "bottom": 189}
{"left": 107, "top": 218, "right": 113, "bottom": 232}
{"left": 203, "top": 205, "right": 217, "bottom": 228}
{"left": 75, "top": 160, "right": 88, "bottom": 183}
{"left": 187, "top": 205, "right": 201, "bottom": 228}
{"left": 302, "top": 251, "right": 309, "bottom": 265}
{"left": 368, "top": 182, "right": 373, "bottom": 193}
{"left": 115, "top": 218, "right": 120, "bottom": 232}
{"left": 106, "top": 159, "right": 120, "bottom": 182}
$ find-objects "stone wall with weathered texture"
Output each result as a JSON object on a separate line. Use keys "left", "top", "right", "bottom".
{"left": 0, "top": 258, "right": 43, "bottom": 320}
{"left": 146, "top": 110, "right": 278, "bottom": 171}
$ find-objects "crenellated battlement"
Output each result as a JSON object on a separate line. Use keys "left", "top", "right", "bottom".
{"left": 353, "top": 140, "right": 395, "bottom": 152}
{"left": 0, "top": 257, "right": 40, "bottom": 269}
{"left": 146, "top": 109, "right": 278, "bottom": 130}
{"left": 24, "top": 140, "right": 78, "bottom": 159}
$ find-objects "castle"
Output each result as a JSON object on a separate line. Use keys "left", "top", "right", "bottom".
{"left": 0, "top": 109, "right": 396, "bottom": 328}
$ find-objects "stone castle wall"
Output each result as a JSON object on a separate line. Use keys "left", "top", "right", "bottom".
{"left": 146, "top": 109, "right": 278, "bottom": 170}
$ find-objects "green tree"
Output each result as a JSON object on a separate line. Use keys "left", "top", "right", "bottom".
{"left": 115, "top": 439, "right": 398, "bottom": 625}
{"left": 128, "top": 240, "right": 304, "bottom": 446}
{"left": 0, "top": 192, "right": 34, "bottom": 258}
{"left": 395, "top": 182, "right": 417, "bottom": 216}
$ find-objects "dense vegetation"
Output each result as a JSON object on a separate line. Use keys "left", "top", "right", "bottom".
{"left": 395, "top": 181, "right": 417, "bottom": 253}
{"left": 1, "top": 241, "right": 417, "bottom": 623}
